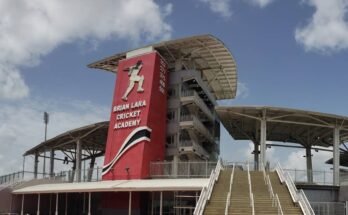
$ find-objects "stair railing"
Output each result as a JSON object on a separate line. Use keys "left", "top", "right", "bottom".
{"left": 261, "top": 162, "right": 267, "bottom": 184}
{"left": 193, "top": 158, "right": 223, "bottom": 215}
{"left": 298, "top": 189, "right": 315, "bottom": 215}
{"left": 266, "top": 175, "right": 275, "bottom": 200}
{"left": 224, "top": 163, "right": 235, "bottom": 215}
{"left": 247, "top": 163, "right": 255, "bottom": 215}
{"left": 274, "top": 194, "right": 284, "bottom": 215}
{"left": 275, "top": 162, "right": 315, "bottom": 215}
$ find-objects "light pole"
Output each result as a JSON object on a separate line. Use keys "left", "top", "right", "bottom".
{"left": 43, "top": 112, "right": 49, "bottom": 177}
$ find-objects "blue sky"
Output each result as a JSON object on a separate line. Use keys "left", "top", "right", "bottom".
{"left": 0, "top": 0, "right": 348, "bottom": 175}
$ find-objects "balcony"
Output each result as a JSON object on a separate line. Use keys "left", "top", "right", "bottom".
{"left": 180, "top": 114, "right": 215, "bottom": 143}
{"left": 180, "top": 90, "right": 214, "bottom": 121}
{"left": 178, "top": 139, "right": 210, "bottom": 159}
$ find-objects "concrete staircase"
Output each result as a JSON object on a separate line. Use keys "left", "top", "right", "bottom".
{"left": 200, "top": 168, "right": 304, "bottom": 215}
{"left": 250, "top": 171, "right": 278, "bottom": 215}
{"left": 203, "top": 168, "right": 232, "bottom": 215}
{"left": 269, "top": 172, "right": 303, "bottom": 215}
{"left": 228, "top": 169, "right": 251, "bottom": 215}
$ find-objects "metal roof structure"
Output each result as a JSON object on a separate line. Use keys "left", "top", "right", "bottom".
{"left": 13, "top": 178, "right": 208, "bottom": 194}
{"left": 88, "top": 34, "right": 237, "bottom": 100}
{"left": 216, "top": 106, "right": 348, "bottom": 148}
{"left": 24, "top": 121, "right": 109, "bottom": 159}
{"left": 326, "top": 153, "right": 348, "bottom": 167}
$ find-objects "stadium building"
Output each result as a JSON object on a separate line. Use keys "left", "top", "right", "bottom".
{"left": 0, "top": 35, "right": 347, "bottom": 215}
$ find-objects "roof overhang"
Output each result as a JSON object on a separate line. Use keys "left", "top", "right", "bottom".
{"left": 216, "top": 106, "right": 348, "bottom": 148}
{"left": 88, "top": 34, "right": 237, "bottom": 100}
{"left": 24, "top": 121, "right": 109, "bottom": 156}
{"left": 13, "top": 178, "right": 208, "bottom": 194}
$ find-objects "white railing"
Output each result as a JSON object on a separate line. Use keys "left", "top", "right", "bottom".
{"left": 275, "top": 162, "right": 315, "bottom": 215}
{"left": 275, "top": 163, "right": 297, "bottom": 202}
{"left": 224, "top": 164, "right": 235, "bottom": 215}
{"left": 274, "top": 194, "right": 284, "bottom": 215}
{"left": 266, "top": 175, "right": 275, "bottom": 200}
{"left": 298, "top": 189, "right": 315, "bottom": 215}
{"left": 247, "top": 163, "right": 255, "bottom": 215}
{"left": 193, "top": 159, "right": 223, "bottom": 215}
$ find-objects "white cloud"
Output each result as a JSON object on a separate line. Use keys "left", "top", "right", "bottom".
{"left": 244, "top": 0, "right": 274, "bottom": 8}
{"left": 0, "top": 98, "right": 109, "bottom": 175}
{"left": 295, "top": 0, "right": 348, "bottom": 52}
{"left": 236, "top": 82, "right": 250, "bottom": 99}
{"left": 0, "top": 0, "right": 172, "bottom": 100}
{"left": 197, "top": 0, "right": 274, "bottom": 18}
{"left": 198, "top": 0, "right": 232, "bottom": 18}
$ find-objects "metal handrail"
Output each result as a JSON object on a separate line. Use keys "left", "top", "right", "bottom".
{"left": 275, "top": 163, "right": 285, "bottom": 183}
{"left": 275, "top": 163, "right": 297, "bottom": 202}
{"left": 247, "top": 163, "right": 255, "bottom": 215}
{"left": 275, "top": 162, "right": 315, "bottom": 215}
{"left": 224, "top": 164, "right": 235, "bottom": 215}
{"left": 267, "top": 175, "right": 275, "bottom": 200}
{"left": 298, "top": 190, "right": 315, "bottom": 215}
{"left": 193, "top": 158, "right": 223, "bottom": 215}
{"left": 274, "top": 194, "right": 284, "bottom": 215}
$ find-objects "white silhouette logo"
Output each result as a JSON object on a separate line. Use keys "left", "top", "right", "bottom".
{"left": 122, "top": 60, "right": 144, "bottom": 101}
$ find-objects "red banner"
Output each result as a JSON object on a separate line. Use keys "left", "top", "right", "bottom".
{"left": 102, "top": 51, "right": 168, "bottom": 180}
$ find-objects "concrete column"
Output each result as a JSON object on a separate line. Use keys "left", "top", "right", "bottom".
{"left": 76, "top": 139, "right": 82, "bottom": 182}
{"left": 305, "top": 147, "right": 313, "bottom": 183}
{"left": 37, "top": 194, "right": 40, "bottom": 215}
{"left": 88, "top": 157, "right": 96, "bottom": 182}
{"left": 160, "top": 191, "right": 163, "bottom": 215}
{"left": 50, "top": 149, "right": 55, "bottom": 177}
{"left": 65, "top": 193, "right": 68, "bottom": 215}
{"left": 128, "top": 192, "right": 132, "bottom": 215}
{"left": 172, "top": 156, "right": 179, "bottom": 177}
{"left": 34, "top": 152, "right": 39, "bottom": 179}
{"left": 88, "top": 192, "right": 91, "bottom": 215}
{"left": 254, "top": 142, "right": 259, "bottom": 171}
{"left": 260, "top": 118, "right": 267, "bottom": 170}
{"left": 55, "top": 193, "right": 59, "bottom": 215}
{"left": 333, "top": 127, "right": 340, "bottom": 186}
{"left": 21, "top": 194, "right": 24, "bottom": 215}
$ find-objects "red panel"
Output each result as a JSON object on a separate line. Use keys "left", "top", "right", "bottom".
{"left": 102, "top": 51, "right": 168, "bottom": 180}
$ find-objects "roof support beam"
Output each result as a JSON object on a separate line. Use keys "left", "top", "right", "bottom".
{"left": 76, "top": 139, "right": 82, "bottom": 182}
{"left": 334, "top": 127, "right": 340, "bottom": 186}
{"left": 260, "top": 110, "right": 267, "bottom": 170}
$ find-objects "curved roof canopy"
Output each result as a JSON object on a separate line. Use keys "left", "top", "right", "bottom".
{"left": 24, "top": 121, "right": 108, "bottom": 156}
{"left": 216, "top": 106, "right": 348, "bottom": 148}
{"left": 88, "top": 34, "right": 237, "bottom": 100}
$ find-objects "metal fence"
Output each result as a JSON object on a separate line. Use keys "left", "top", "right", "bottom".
{"left": 0, "top": 167, "right": 104, "bottom": 185}
{"left": 0, "top": 161, "right": 218, "bottom": 184}
{"left": 150, "top": 161, "right": 217, "bottom": 178}
{"left": 283, "top": 169, "right": 333, "bottom": 185}
{"left": 311, "top": 202, "right": 346, "bottom": 215}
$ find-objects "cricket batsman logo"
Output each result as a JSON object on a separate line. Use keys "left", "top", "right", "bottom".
{"left": 122, "top": 60, "right": 144, "bottom": 101}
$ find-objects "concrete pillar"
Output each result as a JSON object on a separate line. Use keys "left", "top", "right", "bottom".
{"left": 160, "top": 191, "right": 163, "bottom": 215}
{"left": 260, "top": 117, "right": 267, "bottom": 170}
{"left": 172, "top": 156, "right": 179, "bottom": 177}
{"left": 305, "top": 147, "right": 313, "bottom": 183}
{"left": 88, "top": 157, "right": 96, "bottom": 182}
{"left": 76, "top": 139, "right": 82, "bottom": 182}
{"left": 254, "top": 142, "right": 259, "bottom": 171}
{"left": 34, "top": 152, "right": 39, "bottom": 179}
{"left": 65, "top": 193, "right": 68, "bottom": 215}
{"left": 333, "top": 127, "right": 340, "bottom": 186}
{"left": 88, "top": 192, "right": 91, "bottom": 215}
{"left": 128, "top": 192, "right": 132, "bottom": 215}
{"left": 50, "top": 149, "right": 55, "bottom": 177}
{"left": 21, "top": 194, "right": 24, "bottom": 215}
{"left": 37, "top": 194, "right": 40, "bottom": 215}
{"left": 55, "top": 193, "right": 59, "bottom": 215}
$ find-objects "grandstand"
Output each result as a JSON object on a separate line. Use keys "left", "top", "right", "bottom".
{"left": 0, "top": 35, "right": 346, "bottom": 215}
